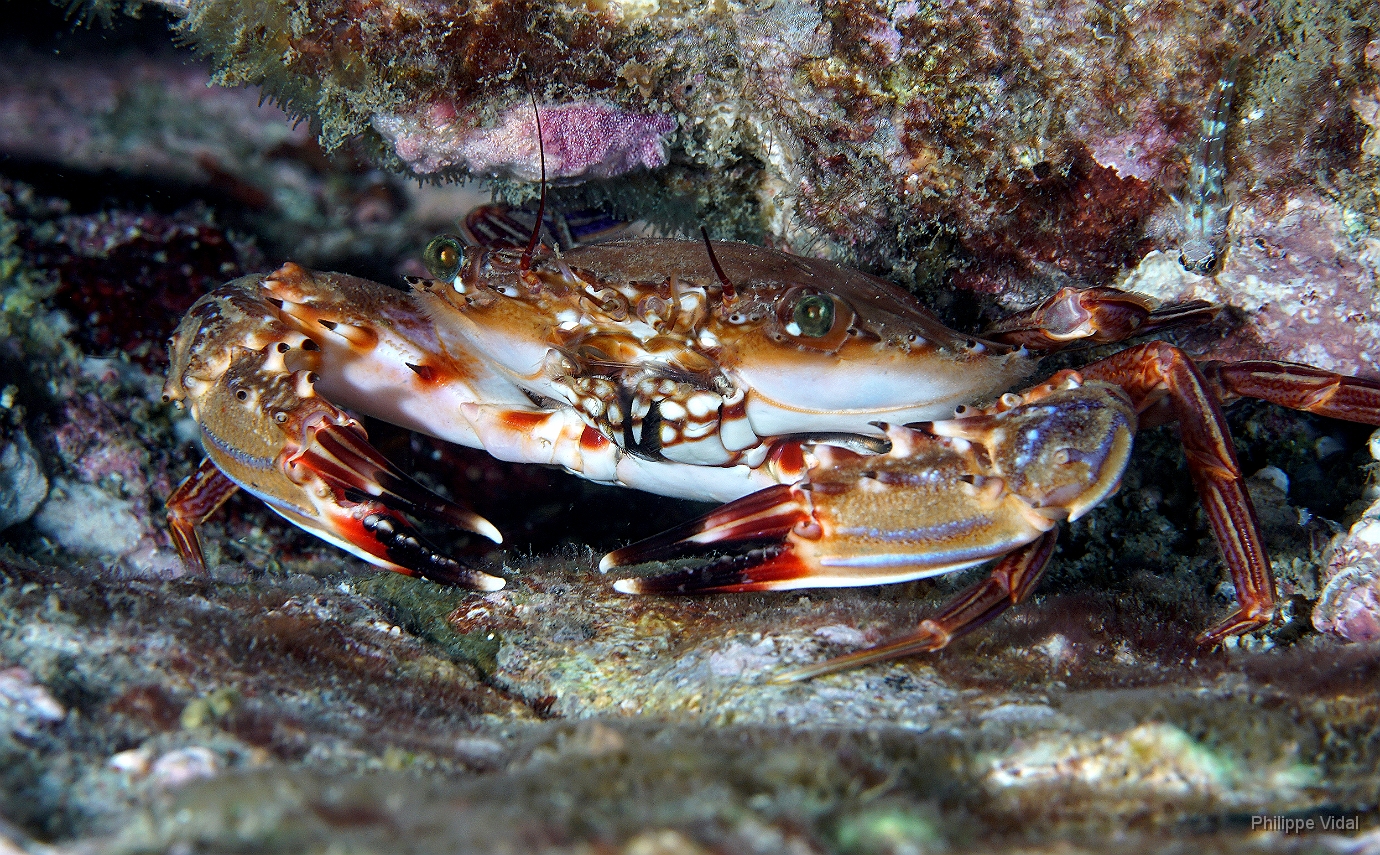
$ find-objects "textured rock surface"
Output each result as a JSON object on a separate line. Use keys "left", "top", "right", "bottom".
{"left": 3, "top": 547, "right": 1380, "bottom": 853}
{"left": 1315, "top": 438, "right": 1380, "bottom": 644}
{"left": 0, "top": 37, "right": 491, "bottom": 278}
{"left": 0, "top": 427, "right": 46, "bottom": 532}
{"left": 139, "top": 0, "right": 1380, "bottom": 377}
{"left": 0, "top": 1, "right": 1378, "bottom": 852}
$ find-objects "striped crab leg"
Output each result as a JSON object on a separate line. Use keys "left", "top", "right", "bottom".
{"left": 1080, "top": 345, "right": 1380, "bottom": 641}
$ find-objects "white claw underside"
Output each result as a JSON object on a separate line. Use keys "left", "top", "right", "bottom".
{"left": 460, "top": 403, "right": 776, "bottom": 502}
{"left": 738, "top": 354, "right": 1033, "bottom": 436}
{"left": 308, "top": 324, "right": 532, "bottom": 450}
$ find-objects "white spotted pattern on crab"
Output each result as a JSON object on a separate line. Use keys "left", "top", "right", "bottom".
{"left": 417, "top": 239, "right": 1037, "bottom": 467}
{"left": 423, "top": 247, "right": 747, "bottom": 465}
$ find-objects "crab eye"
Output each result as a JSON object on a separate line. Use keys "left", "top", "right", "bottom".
{"left": 791, "top": 294, "right": 835, "bottom": 337}
{"left": 424, "top": 235, "right": 465, "bottom": 280}
{"left": 774, "top": 287, "right": 855, "bottom": 352}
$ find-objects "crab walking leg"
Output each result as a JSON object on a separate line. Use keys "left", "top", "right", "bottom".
{"left": 1198, "top": 360, "right": 1380, "bottom": 425}
{"left": 166, "top": 458, "right": 240, "bottom": 573}
{"left": 1078, "top": 342, "right": 1273, "bottom": 641}
{"left": 771, "top": 531, "right": 1059, "bottom": 683}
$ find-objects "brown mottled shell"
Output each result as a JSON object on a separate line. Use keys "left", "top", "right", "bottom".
{"left": 421, "top": 239, "right": 1032, "bottom": 461}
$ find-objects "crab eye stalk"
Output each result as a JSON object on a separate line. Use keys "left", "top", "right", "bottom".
{"left": 772, "top": 287, "right": 855, "bottom": 353}
{"left": 424, "top": 235, "right": 466, "bottom": 280}
{"left": 791, "top": 294, "right": 835, "bottom": 337}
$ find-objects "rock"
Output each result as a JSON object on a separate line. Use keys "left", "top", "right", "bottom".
{"left": 0, "top": 427, "right": 46, "bottom": 532}
{"left": 1, "top": 5, "right": 1379, "bottom": 853}
{"left": 32, "top": 478, "right": 143, "bottom": 559}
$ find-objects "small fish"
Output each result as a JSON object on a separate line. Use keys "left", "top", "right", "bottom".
{"left": 1175, "top": 57, "right": 1239, "bottom": 276}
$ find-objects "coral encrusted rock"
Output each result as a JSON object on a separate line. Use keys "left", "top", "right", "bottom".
{"left": 150, "top": 0, "right": 1380, "bottom": 374}
{"left": 160, "top": 0, "right": 1371, "bottom": 254}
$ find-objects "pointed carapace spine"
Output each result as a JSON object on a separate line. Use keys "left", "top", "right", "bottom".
{"left": 699, "top": 226, "right": 736, "bottom": 304}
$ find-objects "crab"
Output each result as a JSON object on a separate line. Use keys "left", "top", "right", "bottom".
{"left": 162, "top": 233, "right": 1380, "bottom": 679}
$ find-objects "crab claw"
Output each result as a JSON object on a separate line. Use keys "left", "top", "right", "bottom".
{"left": 604, "top": 433, "right": 1042, "bottom": 595}
{"left": 291, "top": 419, "right": 501, "bottom": 543}
{"left": 603, "top": 484, "right": 810, "bottom": 591}
{"left": 174, "top": 406, "right": 505, "bottom": 589}
{"left": 607, "top": 376, "right": 1135, "bottom": 601}
{"left": 165, "top": 283, "right": 503, "bottom": 590}
{"left": 278, "top": 420, "right": 505, "bottom": 589}
{"left": 276, "top": 495, "right": 502, "bottom": 590}
{"left": 598, "top": 485, "right": 805, "bottom": 576}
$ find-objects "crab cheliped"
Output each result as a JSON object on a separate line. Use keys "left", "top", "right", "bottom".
{"left": 162, "top": 227, "right": 1380, "bottom": 680}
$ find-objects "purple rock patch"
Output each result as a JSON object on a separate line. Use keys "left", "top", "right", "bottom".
{"left": 375, "top": 100, "right": 677, "bottom": 182}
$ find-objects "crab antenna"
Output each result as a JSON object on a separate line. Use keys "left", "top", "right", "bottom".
{"left": 521, "top": 93, "right": 547, "bottom": 273}
{"left": 699, "top": 226, "right": 736, "bottom": 303}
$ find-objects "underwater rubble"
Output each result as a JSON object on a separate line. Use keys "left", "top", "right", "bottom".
{"left": 4, "top": 531, "right": 1380, "bottom": 853}
{"left": 0, "top": 0, "right": 1378, "bottom": 852}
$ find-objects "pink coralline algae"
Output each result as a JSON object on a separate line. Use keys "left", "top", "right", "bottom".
{"left": 1126, "top": 192, "right": 1380, "bottom": 379}
{"left": 32, "top": 392, "right": 185, "bottom": 577}
{"left": 1315, "top": 479, "right": 1380, "bottom": 644}
{"left": 1082, "top": 100, "right": 1184, "bottom": 184}
{"left": 47, "top": 394, "right": 150, "bottom": 495}
{"left": 373, "top": 101, "right": 678, "bottom": 181}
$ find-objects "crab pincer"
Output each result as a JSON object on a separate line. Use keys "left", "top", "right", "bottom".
{"left": 605, "top": 375, "right": 1137, "bottom": 676}
{"left": 164, "top": 273, "right": 504, "bottom": 590}
{"left": 607, "top": 344, "right": 1380, "bottom": 680}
